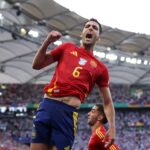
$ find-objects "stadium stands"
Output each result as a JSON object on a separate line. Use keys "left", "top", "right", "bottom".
{"left": 0, "top": 84, "right": 149, "bottom": 150}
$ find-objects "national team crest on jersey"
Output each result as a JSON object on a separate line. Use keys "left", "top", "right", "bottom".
{"left": 78, "top": 58, "right": 87, "bottom": 66}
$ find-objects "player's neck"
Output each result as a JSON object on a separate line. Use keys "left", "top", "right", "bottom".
{"left": 80, "top": 43, "right": 94, "bottom": 51}
{"left": 91, "top": 122, "right": 103, "bottom": 133}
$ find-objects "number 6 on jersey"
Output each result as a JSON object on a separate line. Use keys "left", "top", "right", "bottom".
{"left": 72, "top": 67, "right": 83, "bottom": 78}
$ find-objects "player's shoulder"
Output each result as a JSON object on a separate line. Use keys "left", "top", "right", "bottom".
{"left": 95, "top": 58, "right": 108, "bottom": 71}
{"left": 60, "top": 42, "right": 78, "bottom": 54}
{"left": 95, "top": 126, "right": 106, "bottom": 139}
{"left": 61, "top": 42, "right": 76, "bottom": 48}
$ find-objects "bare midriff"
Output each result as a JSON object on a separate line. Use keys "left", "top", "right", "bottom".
{"left": 44, "top": 94, "right": 81, "bottom": 108}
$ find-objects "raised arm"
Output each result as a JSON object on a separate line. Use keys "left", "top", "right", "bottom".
{"left": 32, "top": 31, "right": 62, "bottom": 70}
{"left": 99, "top": 86, "right": 116, "bottom": 148}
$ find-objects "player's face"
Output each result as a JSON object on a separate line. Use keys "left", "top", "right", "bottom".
{"left": 88, "top": 106, "right": 100, "bottom": 126}
{"left": 81, "top": 21, "right": 100, "bottom": 46}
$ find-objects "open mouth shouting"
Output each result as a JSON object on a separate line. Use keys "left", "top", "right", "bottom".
{"left": 85, "top": 33, "right": 93, "bottom": 41}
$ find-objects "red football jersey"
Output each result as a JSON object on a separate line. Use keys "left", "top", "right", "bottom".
{"left": 44, "top": 42, "right": 109, "bottom": 102}
{"left": 88, "top": 126, "right": 120, "bottom": 150}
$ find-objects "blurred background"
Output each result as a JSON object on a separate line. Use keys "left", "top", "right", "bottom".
{"left": 0, "top": 0, "right": 150, "bottom": 150}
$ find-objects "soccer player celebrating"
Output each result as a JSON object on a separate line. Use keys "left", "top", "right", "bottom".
{"left": 88, "top": 104, "right": 120, "bottom": 150}
{"left": 31, "top": 18, "right": 116, "bottom": 150}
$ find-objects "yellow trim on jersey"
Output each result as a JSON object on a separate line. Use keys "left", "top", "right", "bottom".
{"left": 109, "top": 145, "right": 117, "bottom": 150}
{"left": 96, "top": 128, "right": 118, "bottom": 150}
{"left": 73, "top": 112, "right": 78, "bottom": 136}
{"left": 47, "top": 80, "right": 57, "bottom": 96}
{"left": 95, "top": 128, "right": 105, "bottom": 139}
{"left": 47, "top": 88, "right": 53, "bottom": 96}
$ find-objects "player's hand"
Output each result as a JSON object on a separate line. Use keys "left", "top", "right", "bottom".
{"left": 45, "top": 30, "right": 62, "bottom": 44}
{"left": 103, "top": 126, "right": 116, "bottom": 148}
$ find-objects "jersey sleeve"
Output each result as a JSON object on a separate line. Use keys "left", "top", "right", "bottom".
{"left": 50, "top": 42, "right": 71, "bottom": 61}
{"left": 95, "top": 128, "right": 105, "bottom": 140}
{"left": 96, "top": 128, "right": 120, "bottom": 150}
{"left": 96, "top": 65, "right": 110, "bottom": 88}
{"left": 109, "top": 144, "right": 120, "bottom": 150}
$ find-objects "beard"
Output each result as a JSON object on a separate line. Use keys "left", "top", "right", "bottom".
{"left": 88, "top": 118, "right": 97, "bottom": 126}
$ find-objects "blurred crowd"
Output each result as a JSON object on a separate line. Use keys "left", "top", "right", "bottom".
{"left": 0, "top": 110, "right": 149, "bottom": 150}
{"left": 0, "top": 84, "right": 149, "bottom": 150}
{"left": 0, "top": 84, "right": 149, "bottom": 106}
{"left": 86, "top": 84, "right": 150, "bottom": 105}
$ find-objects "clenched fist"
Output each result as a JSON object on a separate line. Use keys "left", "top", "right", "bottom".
{"left": 45, "top": 31, "right": 62, "bottom": 44}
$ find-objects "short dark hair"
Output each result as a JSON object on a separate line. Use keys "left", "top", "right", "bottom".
{"left": 95, "top": 103, "right": 108, "bottom": 124}
{"left": 85, "top": 18, "right": 102, "bottom": 34}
